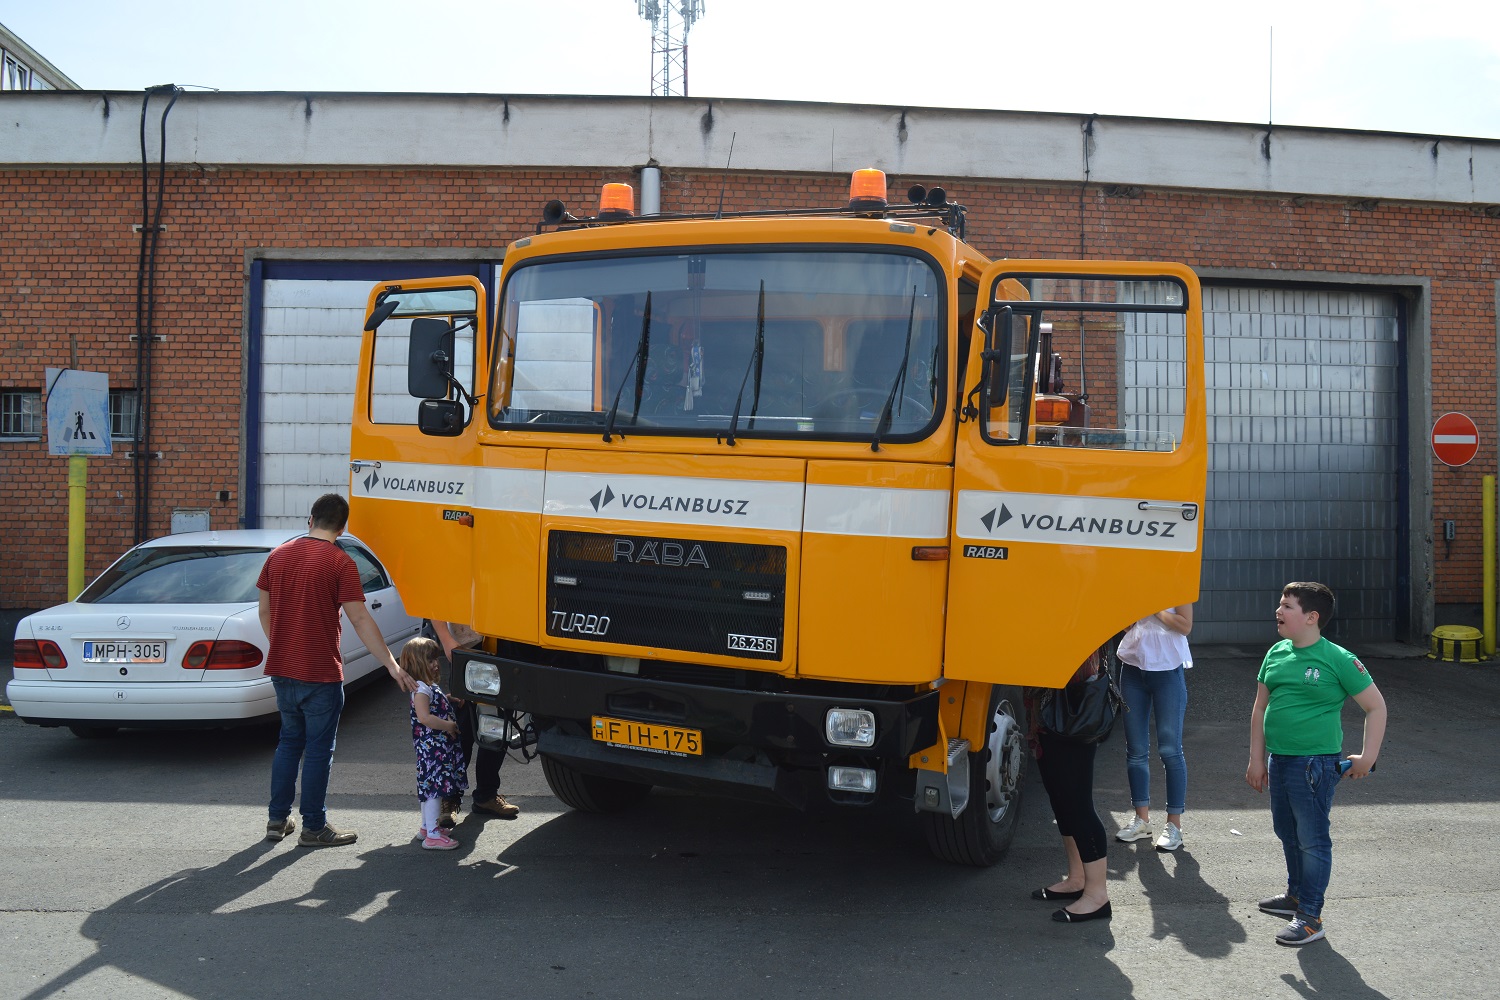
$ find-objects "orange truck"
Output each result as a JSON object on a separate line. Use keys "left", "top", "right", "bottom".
{"left": 349, "top": 171, "right": 1206, "bottom": 865}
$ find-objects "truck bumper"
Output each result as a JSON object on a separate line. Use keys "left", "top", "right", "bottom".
{"left": 454, "top": 650, "right": 940, "bottom": 810}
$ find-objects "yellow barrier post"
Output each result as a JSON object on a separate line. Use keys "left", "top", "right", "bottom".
{"left": 68, "top": 454, "right": 87, "bottom": 600}
{"left": 1486, "top": 475, "right": 1496, "bottom": 659}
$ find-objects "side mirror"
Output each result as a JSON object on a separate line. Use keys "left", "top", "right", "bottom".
{"left": 408, "top": 317, "right": 454, "bottom": 399}
{"left": 417, "top": 398, "right": 465, "bottom": 436}
{"left": 365, "top": 297, "right": 401, "bottom": 331}
{"left": 980, "top": 306, "right": 1016, "bottom": 410}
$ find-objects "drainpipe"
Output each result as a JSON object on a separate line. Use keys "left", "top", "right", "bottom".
{"left": 641, "top": 163, "right": 661, "bottom": 216}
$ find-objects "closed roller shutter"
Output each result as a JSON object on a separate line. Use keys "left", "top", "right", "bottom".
{"left": 1197, "top": 286, "right": 1404, "bottom": 644}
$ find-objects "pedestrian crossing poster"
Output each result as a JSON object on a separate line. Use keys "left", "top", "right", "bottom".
{"left": 45, "top": 368, "right": 112, "bottom": 457}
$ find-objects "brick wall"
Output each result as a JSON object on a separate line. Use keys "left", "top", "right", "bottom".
{"left": 1, "top": 164, "right": 1494, "bottom": 608}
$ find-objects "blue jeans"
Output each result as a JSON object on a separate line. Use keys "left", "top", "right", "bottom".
{"left": 269, "top": 677, "right": 345, "bottom": 831}
{"left": 1121, "top": 664, "right": 1188, "bottom": 815}
{"left": 1268, "top": 754, "right": 1341, "bottom": 919}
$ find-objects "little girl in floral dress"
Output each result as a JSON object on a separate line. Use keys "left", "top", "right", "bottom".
{"left": 403, "top": 637, "right": 467, "bottom": 850}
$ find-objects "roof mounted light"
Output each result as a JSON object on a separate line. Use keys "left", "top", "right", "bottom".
{"left": 599, "top": 183, "right": 635, "bottom": 220}
{"left": 848, "top": 168, "right": 887, "bottom": 212}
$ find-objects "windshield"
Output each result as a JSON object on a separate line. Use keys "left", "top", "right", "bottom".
{"left": 77, "top": 547, "right": 272, "bottom": 605}
{"left": 489, "top": 249, "right": 944, "bottom": 441}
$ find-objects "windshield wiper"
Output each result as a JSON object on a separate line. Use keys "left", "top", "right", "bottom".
{"left": 870, "top": 287, "right": 918, "bottom": 452}
{"left": 603, "top": 291, "right": 652, "bottom": 443}
{"left": 723, "top": 280, "right": 766, "bottom": 447}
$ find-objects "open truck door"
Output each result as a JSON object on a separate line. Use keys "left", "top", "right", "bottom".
{"left": 943, "top": 261, "right": 1206, "bottom": 687}
{"left": 350, "top": 276, "right": 487, "bottom": 626}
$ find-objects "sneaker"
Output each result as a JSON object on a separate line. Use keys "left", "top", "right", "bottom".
{"left": 1258, "top": 893, "right": 1300, "bottom": 917}
{"left": 298, "top": 822, "right": 358, "bottom": 848}
{"left": 265, "top": 817, "right": 295, "bottom": 842}
{"left": 1275, "top": 914, "right": 1325, "bottom": 946}
{"left": 1155, "top": 822, "right": 1183, "bottom": 852}
{"left": 473, "top": 795, "right": 521, "bottom": 819}
{"left": 422, "top": 829, "right": 460, "bottom": 851}
{"left": 1116, "top": 816, "right": 1153, "bottom": 842}
{"left": 438, "top": 799, "right": 459, "bottom": 829}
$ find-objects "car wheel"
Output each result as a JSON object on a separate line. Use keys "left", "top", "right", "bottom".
{"left": 67, "top": 725, "right": 120, "bottom": 740}
{"left": 921, "top": 684, "right": 1027, "bottom": 867}
{"left": 541, "top": 754, "right": 652, "bottom": 813}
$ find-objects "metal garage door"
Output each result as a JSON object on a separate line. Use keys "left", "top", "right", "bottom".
{"left": 1197, "top": 286, "right": 1404, "bottom": 645}
{"left": 246, "top": 261, "right": 493, "bottom": 528}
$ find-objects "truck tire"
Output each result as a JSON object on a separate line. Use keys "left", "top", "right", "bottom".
{"left": 921, "top": 685, "right": 1027, "bottom": 867}
{"left": 541, "top": 754, "right": 652, "bottom": 813}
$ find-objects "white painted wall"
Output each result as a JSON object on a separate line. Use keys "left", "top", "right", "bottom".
{"left": 8, "top": 92, "right": 1500, "bottom": 205}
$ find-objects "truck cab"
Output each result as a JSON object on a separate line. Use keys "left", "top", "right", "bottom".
{"left": 350, "top": 173, "right": 1205, "bottom": 865}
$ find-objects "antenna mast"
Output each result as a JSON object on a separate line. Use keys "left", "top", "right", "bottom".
{"left": 637, "top": 1, "right": 706, "bottom": 97}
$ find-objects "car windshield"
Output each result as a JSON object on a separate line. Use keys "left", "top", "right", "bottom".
{"left": 489, "top": 249, "right": 944, "bottom": 442}
{"left": 77, "top": 547, "right": 272, "bottom": 605}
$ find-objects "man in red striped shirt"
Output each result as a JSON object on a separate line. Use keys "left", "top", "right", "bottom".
{"left": 258, "top": 493, "right": 417, "bottom": 847}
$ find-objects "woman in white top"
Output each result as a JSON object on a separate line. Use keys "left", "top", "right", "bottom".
{"left": 1114, "top": 606, "right": 1193, "bottom": 851}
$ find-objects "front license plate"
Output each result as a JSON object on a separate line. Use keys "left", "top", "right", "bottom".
{"left": 83, "top": 640, "right": 167, "bottom": 664}
{"left": 591, "top": 716, "right": 702, "bottom": 756}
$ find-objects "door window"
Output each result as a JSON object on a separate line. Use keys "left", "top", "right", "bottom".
{"left": 981, "top": 275, "right": 1189, "bottom": 452}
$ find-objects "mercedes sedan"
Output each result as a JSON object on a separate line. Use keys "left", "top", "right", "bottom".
{"left": 7, "top": 528, "right": 420, "bottom": 736}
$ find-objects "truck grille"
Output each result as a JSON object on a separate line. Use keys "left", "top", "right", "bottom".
{"left": 546, "top": 530, "right": 786, "bottom": 661}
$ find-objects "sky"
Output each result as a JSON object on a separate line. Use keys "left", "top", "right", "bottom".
{"left": 7, "top": 0, "right": 1500, "bottom": 139}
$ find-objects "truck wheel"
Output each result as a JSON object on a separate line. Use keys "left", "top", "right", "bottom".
{"left": 541, "top": 754, "right": 652, "bottom": 813}
{"left": 922, "top": 685, "right": 1027, "bottom": 867}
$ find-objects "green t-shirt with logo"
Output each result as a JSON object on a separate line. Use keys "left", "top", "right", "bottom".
{"left": 1257, "top": 637, "right": 1373, "bottom": 756}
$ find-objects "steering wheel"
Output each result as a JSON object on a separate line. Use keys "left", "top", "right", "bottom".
{"left": 811, "top": 386, "right": 934, "bottom": 424}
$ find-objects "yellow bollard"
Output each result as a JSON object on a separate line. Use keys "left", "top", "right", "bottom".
{"left": 1487, "top": 476, "right": 1497, "bottom": 659}
{"left": 68, "top": 454, "right": 87, "bottom": 600}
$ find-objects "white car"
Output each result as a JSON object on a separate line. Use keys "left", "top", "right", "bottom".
{"left": 7, "top": 528, "right": 420, "bottom": 737}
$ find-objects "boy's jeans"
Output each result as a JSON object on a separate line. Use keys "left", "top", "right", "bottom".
{"left": 1121, "top": 664, "right": 1189, "bottom": 814}
{"left": 268, "top": 677, "right": 345, "bottom": 831}
{"left": 1268, "top": 753, "right": 1341, "bottom": 919}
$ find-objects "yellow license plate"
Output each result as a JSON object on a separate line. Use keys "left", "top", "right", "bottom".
{"left": 591, "top": 716, "right": 702, "bottom": 756}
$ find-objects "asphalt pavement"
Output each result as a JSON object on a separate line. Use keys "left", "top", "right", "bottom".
{"left": 0, "top": 636, "right": 1496, "bottom": 1000}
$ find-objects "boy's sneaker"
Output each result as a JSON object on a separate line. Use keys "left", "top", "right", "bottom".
{"left": 1258, "top": 893, "right": 1300, "bottom": 917}
{"left": 298, "top": 822, "right": 358, "bottom": 848}
{"left": 265, "top": 818, "right": 295, "bottom": 842}
{"left": 1116, "top": 816, "right": 1153, "bottom": 842}
{"left": 1275, "top": 914, "right": 1325, "bottom": 946}
{"left": 422, "top": 829, "right": 460, "bottom": 851}
{"left": 473, "top": 795, "right": 521, "bottom": 819}
{"left": 1154, "top": 822, "right": 1183, "bottom": 852}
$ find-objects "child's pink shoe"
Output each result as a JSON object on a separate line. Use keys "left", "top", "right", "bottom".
{"left": 422, "top": 829, "right": 459, "bottom": 850}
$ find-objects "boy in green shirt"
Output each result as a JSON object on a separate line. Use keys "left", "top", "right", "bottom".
{"left": 1245, "top": 582, "right": 1387, "bottom": 946}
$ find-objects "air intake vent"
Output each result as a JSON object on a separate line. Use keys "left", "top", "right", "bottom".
{"left": 546, "top": 530, "right": 786, "bottom": 660}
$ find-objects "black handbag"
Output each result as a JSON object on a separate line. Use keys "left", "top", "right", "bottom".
{"left": 1037, "top": 670, "right": 1126, "bottom": 744}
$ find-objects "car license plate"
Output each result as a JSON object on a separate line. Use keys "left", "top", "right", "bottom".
{"left": 82, "top": 640, "right": 167, "bottom": 664}
{"left": 591, "top": 716, "right": 702, "bottom": 756}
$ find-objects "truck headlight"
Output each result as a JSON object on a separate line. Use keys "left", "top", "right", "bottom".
{"left": 825, "top": 708, "right": 876, "bottom": 747}
{"left": 828, "top": 766, "right": 877, "bottom": 793}
{"left": 465, "top": 661, "right": 501, "bottom": 697}
{"left": 477, "top": 713, "right": 510, "bottom": 741}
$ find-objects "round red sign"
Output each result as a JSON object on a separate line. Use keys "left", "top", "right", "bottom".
{"left": 1432, "top": 411, "right": 1480, "bottom": 467}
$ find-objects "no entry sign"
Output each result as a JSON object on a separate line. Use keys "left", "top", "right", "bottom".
{"left": 1432, "top": 412, "right": 1480, "bottom": 467}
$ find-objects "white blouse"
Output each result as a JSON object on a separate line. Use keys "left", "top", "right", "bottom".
{"left": 1116, "top": 609, "right": 1193, "bottom": 672}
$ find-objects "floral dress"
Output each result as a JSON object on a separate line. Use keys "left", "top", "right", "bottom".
{"left": 411, "top": 681, "right": 468, "bottom": 801}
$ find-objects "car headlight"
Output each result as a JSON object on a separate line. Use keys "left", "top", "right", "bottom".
{"left": 825, "top": 708, "right": 876, "bottom": 747}
{"left": 465, "top": 661, "right": 501, "bottom": 697}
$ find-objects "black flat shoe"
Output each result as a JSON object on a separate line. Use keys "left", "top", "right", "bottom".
{"left": 1032, "top": 886, "right": 1085, "bottom": 901}
{"left": 1053, "top": 901, "right": 1113, "bottom": 923}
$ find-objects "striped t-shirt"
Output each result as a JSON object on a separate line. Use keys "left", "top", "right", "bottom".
{"left": 256, "top": 536, "right": 365, "bottom": 683}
